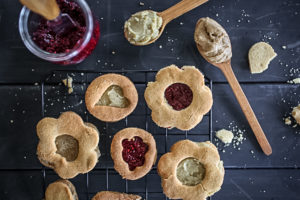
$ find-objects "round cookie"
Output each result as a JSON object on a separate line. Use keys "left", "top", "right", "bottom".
{"left": 45, "top": 179, "right": 78, "bottom": 200}
{"left": 92, "top": 191, "right": 141, "bottom": 200}
{"left": 36, "top": 111, "right": 100, "bottom": 179}
{"left": 144, "top": 65, "right": 213, "bottom": 130}
{"left": 111, "top": 127, "right": 157, "bottom": 180}
{"left": 157, "top": 140, "right": 224, "bottom": 200}
{"left": 85, "top": 74, "right": 138, "bottom": 122}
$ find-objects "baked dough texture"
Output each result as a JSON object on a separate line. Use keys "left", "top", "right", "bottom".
{"left": 144, "top": 65, "right": 213, "bottom": 130}
{"left": 158, "top": 140, "right": 224, "bottom": 200}
{"left": 92, "top": 191, "right": 141, "bottom": 200}
{"left": 194, "top": 17, "right": 232, "bottom": 63}
{"left": 248, "top": 42, "right": 277, "bottom": 74}
{"left": 36, "top": 111, "right": 100, "bottom": 179}
{"left": 45, "top": 179, "right": 78, "bottom": 200}
{"left": 292, "top": 104, "right": 300, "bottom": 124}
{"left": 85, "top": 74, "right": 138, "bottom": 122}
{"left": 111, "top": 127, "right": 157, "bottom": 180}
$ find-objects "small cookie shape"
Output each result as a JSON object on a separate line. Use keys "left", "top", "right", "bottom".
{"left": 37, "top": 111, "right": 100, "bottom": 179}
{"left": 144, "top": 65, "right": 213, "bottom": 130}
{"left": 85, "top": 74, "right": 138, "bottom": 122}
{"left": 111, "top": 128, "right": 157, "bottom": 180}
{"left": 92, "top": 191, "right": 141, "bottom": 200}
{"left": 45, "top": 179, "right": 78, "bottom": 200}
{"left": 248, "top": 42, "right": 277, "bottom": 74}
{"left": 158, "top": 140, "right": 224, "bottom": 200}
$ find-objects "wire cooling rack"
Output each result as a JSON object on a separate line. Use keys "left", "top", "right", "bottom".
{"left": 40, "top": 69, "right": 212, "bottom": 200}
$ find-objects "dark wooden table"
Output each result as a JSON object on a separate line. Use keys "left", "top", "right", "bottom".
{"left": 0, "top": 0, "right": 299, "bottom": 199}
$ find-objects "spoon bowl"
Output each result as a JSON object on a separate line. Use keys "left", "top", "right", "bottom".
{"left": 124, "top": 0, "right": 208, "bottom": 46}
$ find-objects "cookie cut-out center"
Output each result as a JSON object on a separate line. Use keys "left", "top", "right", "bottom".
{"left": 176, "top": 157, "right": 206, "bottom": 186}
{"left": 55, "top": 135, "right": 79, "bottom": 161}
{"left": 164, "top": 83, "right": 193, "bottom": 111}
{"left": 96, "top": 85, "right": 129, "bottom": 108}
{"left": 122, "top": 136, "right": 148, "bottom": 171}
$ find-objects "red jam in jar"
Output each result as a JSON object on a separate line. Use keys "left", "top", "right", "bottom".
{"left": 165, "top": 83, "right": 193, "bottom": 111}
{"left": 32, "top": 0, "right": 99, "bottom": 64}
{"left": 122, "top": 136, "right": 148, "bottom": 171}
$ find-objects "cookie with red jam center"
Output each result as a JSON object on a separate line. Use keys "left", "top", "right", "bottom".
{"left": 144, "top": 65, "right": 213, "bottom": 130}
{"left": 111, "top": 128, "right": 157, "bottom": 180}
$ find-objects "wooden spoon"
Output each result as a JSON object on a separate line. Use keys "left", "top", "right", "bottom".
{"left": 19, "top": 0, "right": 60, "bottom": 20}
{"left": 125, "top": 0, "right": 209, "bottom": 46}
{"left": 196, "top": 44, "right": 272, "bottom": 155}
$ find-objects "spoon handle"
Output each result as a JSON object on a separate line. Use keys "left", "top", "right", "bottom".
{"left": 19, "top": 0, "right": 60, "bottom": 20}
{"left": 220, "top": 63, "right": 272, "bottom": 155}
{"left": 159, "top": 0, "right": 209, "bottom": 24}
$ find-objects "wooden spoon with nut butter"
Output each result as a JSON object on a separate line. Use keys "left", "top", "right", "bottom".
{"left": 196, "top": 34, "right": 272, "bottom": 155}
{"left": 125, "top": 0, "right": 209, "bottom": 46}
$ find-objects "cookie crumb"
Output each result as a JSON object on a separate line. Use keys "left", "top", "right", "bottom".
{"left": 288, "top": 78, "right": 300, "bottom": 84}
{"left": 62, "top": 76, "right": 73, "bottom": 94}
{"left": 282, "top": 45, "right": 287, "bottom": 49}
{"left": 292, "top": 105, "right": 300, "bottom": 124}
{"left": 139, "top": 2, "right": 144, "bottom": 6}
{"left": 216, "top": 129, "right": 234, "bottom": 144}
{"left": 285, "top": 117, "right": 292, "bottom": 125}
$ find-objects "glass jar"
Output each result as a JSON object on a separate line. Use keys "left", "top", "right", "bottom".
{"left": 19, "top": 0, "right": 100, "bottom": 65}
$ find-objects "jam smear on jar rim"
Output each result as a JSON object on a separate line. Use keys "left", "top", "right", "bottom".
{"left": 122, "top": 136, "right": 148, "bottom": 171}
{"left": 164, "top": 83, "right": 193, "bottom": 111}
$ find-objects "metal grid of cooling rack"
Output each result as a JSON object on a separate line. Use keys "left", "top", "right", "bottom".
{"left": 39, "top": 69, "right": 213, "bottom": 200}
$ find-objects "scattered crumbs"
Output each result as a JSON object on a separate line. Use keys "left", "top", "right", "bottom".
{"left": 97, "top": 60, "right": 101, "bottom": 63}
{"left": 176, "top": 57, "right": 180, "bottom": 60}
{"left": 80, "top": 73, "right": 84, "bottom": 76}
{"left": 282, "top": 136, "right": 286, "bottom": 140}
{"left": 179, "top": 22, "right": 184, "bottom": 25}
{"left": 216, "top": 13, "right": 219, "bottom": 17}
{"left": 159, "top": 45, "right": 162, "bottom": 49}
{"left": 112, "top": 51, "right": 116, "bottom": 55}
{"left": 282, "top": 45, "right": 287, "bottom": 49}
{"left": 24, "top": 156, "right": 27, "bottom": 159}
{"left": 10, "top": 120, "right": 14, "bottom": 123}
{"left": 31, "top": 69, "right": 35, "bottom": 72}
{"left": 139, "top": 2, "right": 144, "bottom": 6}
{"left": 250, "top": 150, "right": 254, "bottom": 154}
{"left": 34, "top": 82, "right": 39, "bottom": 86}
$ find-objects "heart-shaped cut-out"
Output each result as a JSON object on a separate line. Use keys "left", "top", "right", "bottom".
{"left": 96, "top": 85, "right": 129, "bottom": 108}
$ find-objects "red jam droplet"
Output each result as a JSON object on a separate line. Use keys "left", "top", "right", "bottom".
{"left": 122, "top": 136, "right": 148, "bottom": 171}
{"left": 164, "top": 83, "right": 193, "bottom": 111}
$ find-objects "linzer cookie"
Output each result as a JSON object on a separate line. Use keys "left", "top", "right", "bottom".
{"left": 85, "top": 74, "right": 138, "bottom": 122}
{"left": 36, "top": 111, "right": 100, "bottom": 179}
{"left": 158, "top": 140, "right": 224, "bottom": 200}
{"left": 144, "top": 65, "right": 212, "bottom": 130}
{"left": 111, "top": 128, "right": 157, "bottom": 180}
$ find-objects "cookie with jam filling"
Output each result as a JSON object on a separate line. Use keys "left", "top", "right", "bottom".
{"left": 111, "top": 127, "right": 157, "bottom": 180}
{"left": 144, "top": 65, "right": 213, "bottom": 130}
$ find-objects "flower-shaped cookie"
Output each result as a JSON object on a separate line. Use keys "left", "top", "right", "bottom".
{"left": 144, "top": 65, "right": 212, "bottom": 130}
{"left": 36, "top": 111, "right": 100, "bottom": 179}
{"left": 158, "top": 140, "right": 224, "bottom": 200}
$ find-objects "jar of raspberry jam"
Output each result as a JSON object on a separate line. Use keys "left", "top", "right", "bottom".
{"left": 19, "top": 0, "right": 100, "bottom": 65}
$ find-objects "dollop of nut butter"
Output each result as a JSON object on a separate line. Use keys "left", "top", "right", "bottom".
{"left": 176, "top": 157, "right": 206, "bottom": 186}
{"left": 194, "top": 17, "right": 232, "bottom": 63}
{"left": 97, "top": 85, "right": 129, "bottom": 108}
{"left": 124, "top": 10, "right": 162, "bottom": 45}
